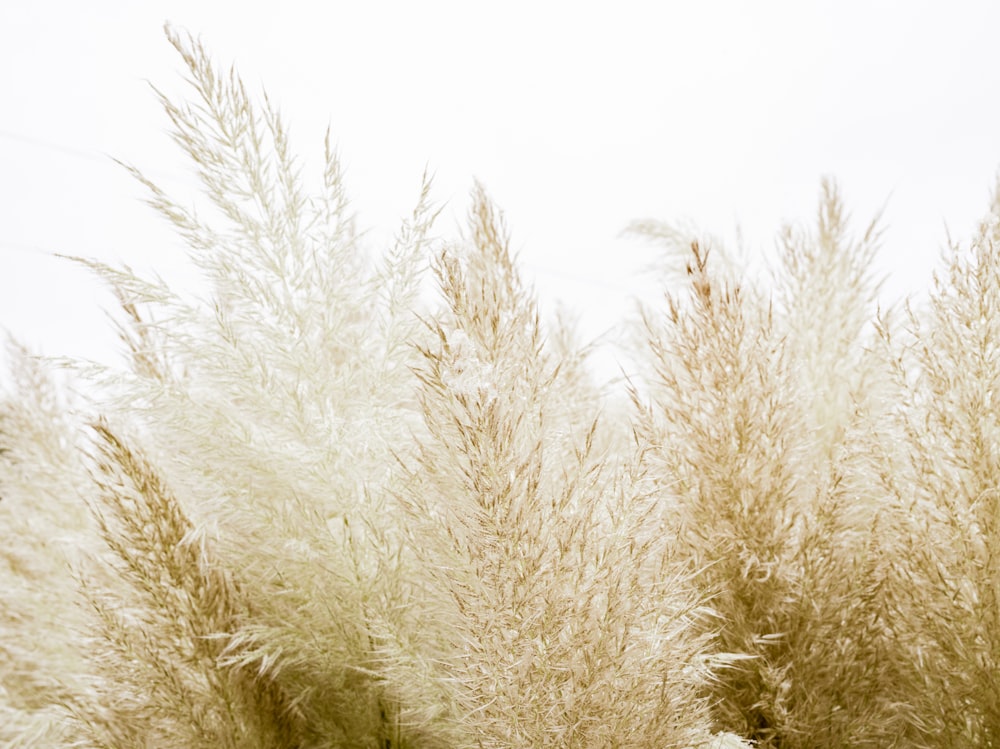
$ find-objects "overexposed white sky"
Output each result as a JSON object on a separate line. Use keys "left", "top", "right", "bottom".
{"left": 3, "top": 1, "right": 1000, "bottom": 377}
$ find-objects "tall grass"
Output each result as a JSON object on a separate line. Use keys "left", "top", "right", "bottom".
{"left": 0, "top": 342, "right": 93, "bottom": 747}
{"left": 626, "top": 188, "right": 943, "bottom": 747}
{"left": 398, "top": 189, "right": 719, "bottom": 748}
{"left": 874, "top": 187, "right": 1000, "bottom": 744}
{"left": 4, "top": 24, "right": 1000, "bottom": 748}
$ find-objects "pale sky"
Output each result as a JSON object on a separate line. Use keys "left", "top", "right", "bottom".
{"left": 3, "top": 1, "right": 1000, "bottom": 378}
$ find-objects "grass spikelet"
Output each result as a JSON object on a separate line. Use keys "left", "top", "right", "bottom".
{"left": 631, "top": 184, "right": 927, "bottom": 747}
{"left": 401, "top": 185, "right": 719, "bottom": 748}
{"left": 0, "top": 342, "right": 93, "bottom": 747}
{"left": 69, "top": 26, "right": 455, "bottom": 748}
{"left": 874, "top": 180, "right": 1000, "bottom": 745}
{"left": 68, "top": 421, "right": 307, "bottom": 748}
{"left": 633, "top": 236, "right": 800, "bottom": 745}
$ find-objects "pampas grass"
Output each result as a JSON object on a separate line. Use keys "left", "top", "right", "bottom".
{"left": 6, "top": 23, "right": 1000, "bottom": 748}
{"left": 873, "top": 189, "right": 1000, "bottom": 745}
{"left": 626, "top": 186, "right": 954, "bottom": 748}
{"left": 399, "top": 189, "right": 719, "bottom": 748}
{"left": 0, "top": 341, "right": 93, "bottom": 747}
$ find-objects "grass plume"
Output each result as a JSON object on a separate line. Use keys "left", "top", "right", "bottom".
{"left": 5, "top": 24, "right": 1000, "bottom": 749}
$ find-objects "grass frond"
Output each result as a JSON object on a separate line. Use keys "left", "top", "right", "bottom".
{"left": 0, "top": 341, "right": 93, "bottom": 746}
{"left": 7, "top": 23, "right": 1000, "bottom": 749}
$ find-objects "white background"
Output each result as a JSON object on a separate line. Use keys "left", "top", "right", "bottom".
{"left": 2, "top": 1, "right": 999, "bottom": 377}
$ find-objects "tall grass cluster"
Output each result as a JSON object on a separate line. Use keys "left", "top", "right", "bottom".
{"left": 3, "top": 28, "right": 1000, "bottom": 748}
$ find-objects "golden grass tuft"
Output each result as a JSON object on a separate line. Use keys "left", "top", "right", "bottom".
{"left": 7, "top": 24, "right": 1000, "bottom": 749}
